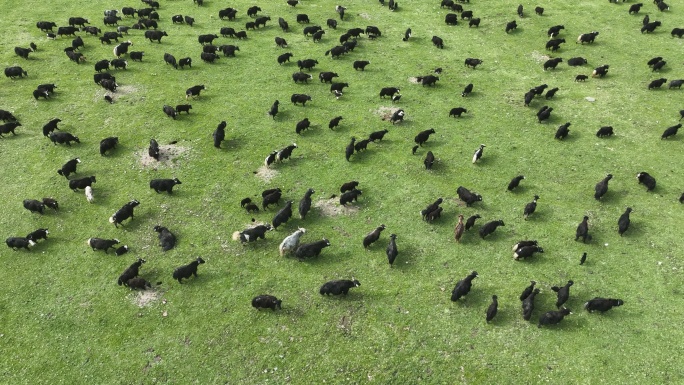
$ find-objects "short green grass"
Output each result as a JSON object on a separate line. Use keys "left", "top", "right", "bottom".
{"left": 1, "top": 0, "right": 683, "bottom": 383}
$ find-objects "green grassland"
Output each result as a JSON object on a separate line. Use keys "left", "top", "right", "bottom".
{"left": 1, "top": 0, "right": 683, "bottom": 383}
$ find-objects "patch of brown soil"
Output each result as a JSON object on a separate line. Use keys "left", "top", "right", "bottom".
{"left": 92, "top": 85, "right": 138, "bottom": 103}
{"left": 132, "top": 289, "right": 161, "bottom": 307}
{"left": 255, "top": 165, "right": 278, "bottom": 183}
{"left": 138, "top": 144, "right": 188, "bottom": 168}
{"left": 530, "top": 51, "right": 551, "bottom": 64}
{"left": 338, "top": 315, "right": 352, "bottom": 334}
{"left": 375, "top": 106, "right": 401, "bottom": 121}
{"left": 314, "top": 198, "right": 359, "bottom": 216}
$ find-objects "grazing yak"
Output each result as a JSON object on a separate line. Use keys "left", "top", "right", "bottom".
{"left": 294, "top": 238, "right": 331, "bottom": 260}
{"left": 465, "top": 214, "right": 481, "bottom": 231}
{"left": 291, "top": 94, "right": 312, "bottom": 106}
{"left": 575, "top": 216, "right": 590, "bottom": 242}
{"left": 233, "top": 224, "right": 272, "bottom": 243}
{"left": 479, "top": 220, "right": 505, "bottom": 239}
{"left": 272, "top": 201, "right": 294, "bottom": 229}
{"left": 118, "top": 258, "right": 146, "bottom": 286}
{"left": 87, "top": 237, "right": 119, "bottom": 252}
{"left": 386, "top": 234, "right": 398, "bottom": 266}
{"left": 472, "top": 144, "right": 485, "bottom": 163}
{"left": 23, "top": 199, "right": 45, "bottom": 214}
{"left": 69, "top": 176, "right": 95, "bottom": 191}
{"left": 595, "top": 125, "right": 615, "bottom": 138}
{"left": 522, "top": 288, "right": 540, "bottom": 321}
{"left": 213, "top": 121, "right": 226, "bottom": 148}
{"left": 662, "top": 124, "right": 681, "bottom": 139}
{"left": 538, "top": 308, "right": 571, "bottom": 328}
{"left": 154, "top": 225, "right": 177, "bottom": 251}
{"left": 6, "top": 237, "right": 36, "bottom": 250}
{"left": 369, "top": 129, "right": 388, "bottom": 141}
{"left": 584, "top": 298, "right": 624, "bottom": 313}
{"left": 414, "top": 129, "right": 435, "bottom": 146}
{"left": 486, "top": 295, "right": 499, "bottom": 322}
{"left": 0, "top": 121, "right": 21, "bottom": 135}
{"left": 162, "top": 104, "right": 178, "bottom": 119}
{"left": 268, "top": 100, "right": 280, "bottom": 118}
{"left": 340, "top": 189, "right": 362, "bottom": 205}
{"left": 577, "top": 31, "right": 599, "bottom": 44}
{"left": 109, "top": 200, "right": 140, "bottom": 227}
{"left": 451, "top": 271, "right": 478, "bottom": 301}
{"left": 555, "top": 122, "right": 571, "bottom": 139}
{"left": 454, "top": 215, "right": 465, "bottom": 243}
{"left": 618, "top": 207, "right": 632, "bottom": 236}
{"left": 262, "top": 189, "right": 282, "bottom": 209}
{"left": 420, "top": 198, "right": 442, "bottom": 220}
{"left": 279, "top": 228, "right": 306, "bottom": 256}
{"left": 519, "top": 280, "right": 537, "bottom": 301}
{"left": 594, "top": 174, "right": 613, "bottom": 200}
{"left": 457, "top": 186, "right": 482, "bottom": 206}
{"left": 555, "top": 281, "right": 576, "bottom": 311}
{"left": 424, "top": 151, "right": 435, "bottom": 170}
{"left": 320, "top": 279, "right": 360, "bottom": 295}
{"left": 186, "top": 85, "right": 206, "bottom": 99}
{"left": 508, "top": 175, "right": 525, "bottom": 191}
{"left": 99, "top": 137, "right": 118, "bottom": 155}
{"left": 449, "top": 107, "right": 467, "bottom": 118}
{"left": 513, "top": 245, "right": 544, "bottom": 260}
{"left": 523, "top": 195, "right": 539, "bottom": 220}
{"left": 26, "top": 228, "right": 49, "bottom": 242}
{"left": 636, "top": 172, "right": 656, "bottom": 191}
{"left": 389, "top": 109, "right": 405, "bottom": 124}
{"left": 252, "top": 295, "right": 282, "bottom": 311}
{"left": 150, "top": 178, "right": 182, "bottom": 194}
{"left": 363, "top": 225, "right": 386, "bottom": 248}
{"left": 5, "top": 66, "right": 28, "bottom": 79}
{"left": 299, "top": 189, "right": 315, "bottom": 219}
{"left": 173, "top": 257, "right": 205, "bottom": 283}
{"left": 432, "top": 35, "right": 444, "bottom": 49}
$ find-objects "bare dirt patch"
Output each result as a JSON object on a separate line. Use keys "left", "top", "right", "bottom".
{"left": 408, "top": 77, "right": 421, "bottom": 84}
{"left": 255, "top": 165, "right": 278, "bottom": 183}
{"left": 132, "top": 289, "right": 161, "bottom": 307}
{"left": 314, "top": 198, "right": 359, "bottom": 217}
{"left": 530, "top": 51, "right": 552, "bottom": 64}
{"left": 338, "top": 315, "right": 352, "bottom": 334}
{"left": 138, "top": 144, "right": 189, "bottom": 168}
{"left": 92, "top": 85, "right": 139, "bottom": 104}
{"left": 374, "top": 106, "right": 401, "bottom": 122}
{"left": 117, "top": 85, "right": 138, "bottom": 95}
{"left": 358, "top": 13, "right": 371, "bottom": 20}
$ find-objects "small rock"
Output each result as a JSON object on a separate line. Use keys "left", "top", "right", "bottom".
{"left": 585, "top": 97, "right": 596, "bottom": 102}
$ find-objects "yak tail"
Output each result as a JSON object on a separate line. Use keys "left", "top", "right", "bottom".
{"left": 232, "top": 231, "right": 241, "bottom": 241}
{"left": 324, "top": 50, "right": 331, "bottom": 56}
